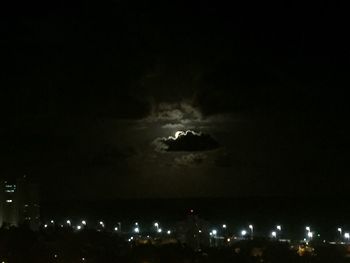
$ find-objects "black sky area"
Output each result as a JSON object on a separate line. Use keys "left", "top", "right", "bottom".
{"left": 1, "top": 0, "right": 349, "bottom": 201}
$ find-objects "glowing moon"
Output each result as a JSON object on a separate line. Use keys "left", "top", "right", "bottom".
{"left": 174, "top": 131, "right": 183, "bottom": 138}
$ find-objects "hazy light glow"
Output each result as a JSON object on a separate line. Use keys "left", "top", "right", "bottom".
{"left": 134, "top": 227, "right": 140, "bottom": 233}
{"left": 308, "top": 232, "right": 313, "bottom": 238}
{"left": 271, "top": 231, "right": 277, "bottom": 238}
{"left": 277, "top": 225, "right": 282, "bottom": 231}
{"left": 212, "top": 229, "right": 217, "bottom": 235}
{"left": 241, "top": 230, "right": 247, "bottom": 236}
{"left": 345, "top": 233, "right": 350, "bottom": 239}
{"left": 82, "top": 220, "right": 87, "bottom": 225}
{"left": 167, "top": 230, "right": 171, "bottom": 234}
{"left": 222, "top": 224, "right": 227, "bottom": 228}
{"left": 175, "top": 131, "right": 183, "bottom": 139}
{"left": 157, "top": 228, "right": 162, "bottom": 233}
{"left": 249, "top": 225, "right": 253, "bottom": 230}
{"left": 306, "top": 226, "right": 310, "bottom": 231}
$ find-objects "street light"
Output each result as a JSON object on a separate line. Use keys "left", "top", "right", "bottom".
{"left": 167, "top": 230, "right": 171, "bottom": 235}
{"left": 157, "top": 228, "right": 162, "bottom": 233}
{"left": 241, "top": 230, "right": 247, "bottom": 236}
{"left": 306, "top": 226, "right": 310, "bottom": 232}
{"left": 134, "top": 227, "right": 140, "bottom": 233}
{"left": 249, "top": 225, "right": 254, "bottom": 239}
{"left": 82, "top": 220, "right": 87, "bottom": 226}
{"left": 66, "top": 220, "right": 71, "bottom": 226}
{"left": 212, "top": 229, "right": 217, "bottom": 235}
{"left": 276, "top": 225, "right": 282, "bottom": 231}
{"left": 271, "top": 231, "right": 277, "bottom": 238}
{"left": 222, "top": 224, "right": 227, "bottom": 229}
{"left": 344, "top": 232, "right": 350, "bottom": 243}
{"left": 307, "top": 232, "right": 313, "bottom": 239}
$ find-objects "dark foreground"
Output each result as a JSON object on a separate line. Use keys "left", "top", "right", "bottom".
{"left": 1, "top": 227, "right": 350, "bottom": 263}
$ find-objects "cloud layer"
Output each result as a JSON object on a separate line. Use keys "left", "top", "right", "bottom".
{"left": 157, "top": 130, "right": 220, "bottom": 152}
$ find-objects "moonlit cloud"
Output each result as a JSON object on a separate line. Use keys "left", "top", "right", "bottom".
{"left": 155, "top": 130, "right": 220, "bottom": 152}
{"left": 146, "top": 101, "right": 202, "bottom": 123}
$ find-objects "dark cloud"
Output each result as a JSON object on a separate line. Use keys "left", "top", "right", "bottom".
{"left": 174, "top": 153, "right": 207, "bottom": 166}
{"left": 157, "top": 130, "right": 220, "bottom": 152}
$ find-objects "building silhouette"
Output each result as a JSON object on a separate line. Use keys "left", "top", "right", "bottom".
{"left": 0, "top": 175, "right": 40, "bottom": 230}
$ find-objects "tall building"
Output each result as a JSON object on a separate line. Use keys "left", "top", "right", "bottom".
{"left": 0, "top": 175, "right": 40, "bottom": 230}
{"left": 0, "top": 180, "right": 18, "bottom": 227}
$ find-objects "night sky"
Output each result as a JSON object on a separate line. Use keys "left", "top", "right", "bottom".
{"left": 1, "top": 1, "right": 349, "bottom": 201}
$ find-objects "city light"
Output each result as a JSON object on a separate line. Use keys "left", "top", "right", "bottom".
{"left": 249, "top": 224, "right": 254, "bottom": 238}
{"left": 154, "top": 222, "right": 159, "bottom": 227}
{"left": 157, "top": 228, "right": 162, "bottom": 233}
{"left": 77, "top": 225, "right": 82, "bottom": 230}
{"left": 167, "top": 230, "right": 171, "bottom": 235}
{"left": 345, "top": 233, "right": 350, "bottom": 240}
{"left": 66, "top": 220, "right": 71, "bottom": 225}
{"left": 114, "top": 227, "right": 118, "bottom": 231}
{"left": 308, "top": 232, "right": 313, "bottom": 238}
{"left": 82, "top": 220, "right": 87, "bottom": 225}
{"left": 241, "top": 230, "right": 247, "bottom": 236}
{"left": 276, "top": 225, "right": 282, "bottom": 231}
{"left": 212, "top": 229, "right": 217, "bottom": 235}
{"left": 99, "top": 221, "right": 104, "bottom": 227}
{"left": 50, "top": 220, "right": 54, "bottom": 224}
{"left": 222, "top": 224, "right": 226, "bottom": 228}
{"left": 338, "top": 227, "right": 342, "bottom": 233}
{"left": 306, "top": 226, "right": 310, "bottom": 232}
{"left": 134, "top": 227, "right": 140, "bottom": 233}
{"left": 44, "top": 224, "right": 48, "bottom": 228}
{"left": 271, "top": 231, "right": 277, "bottom": 238}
